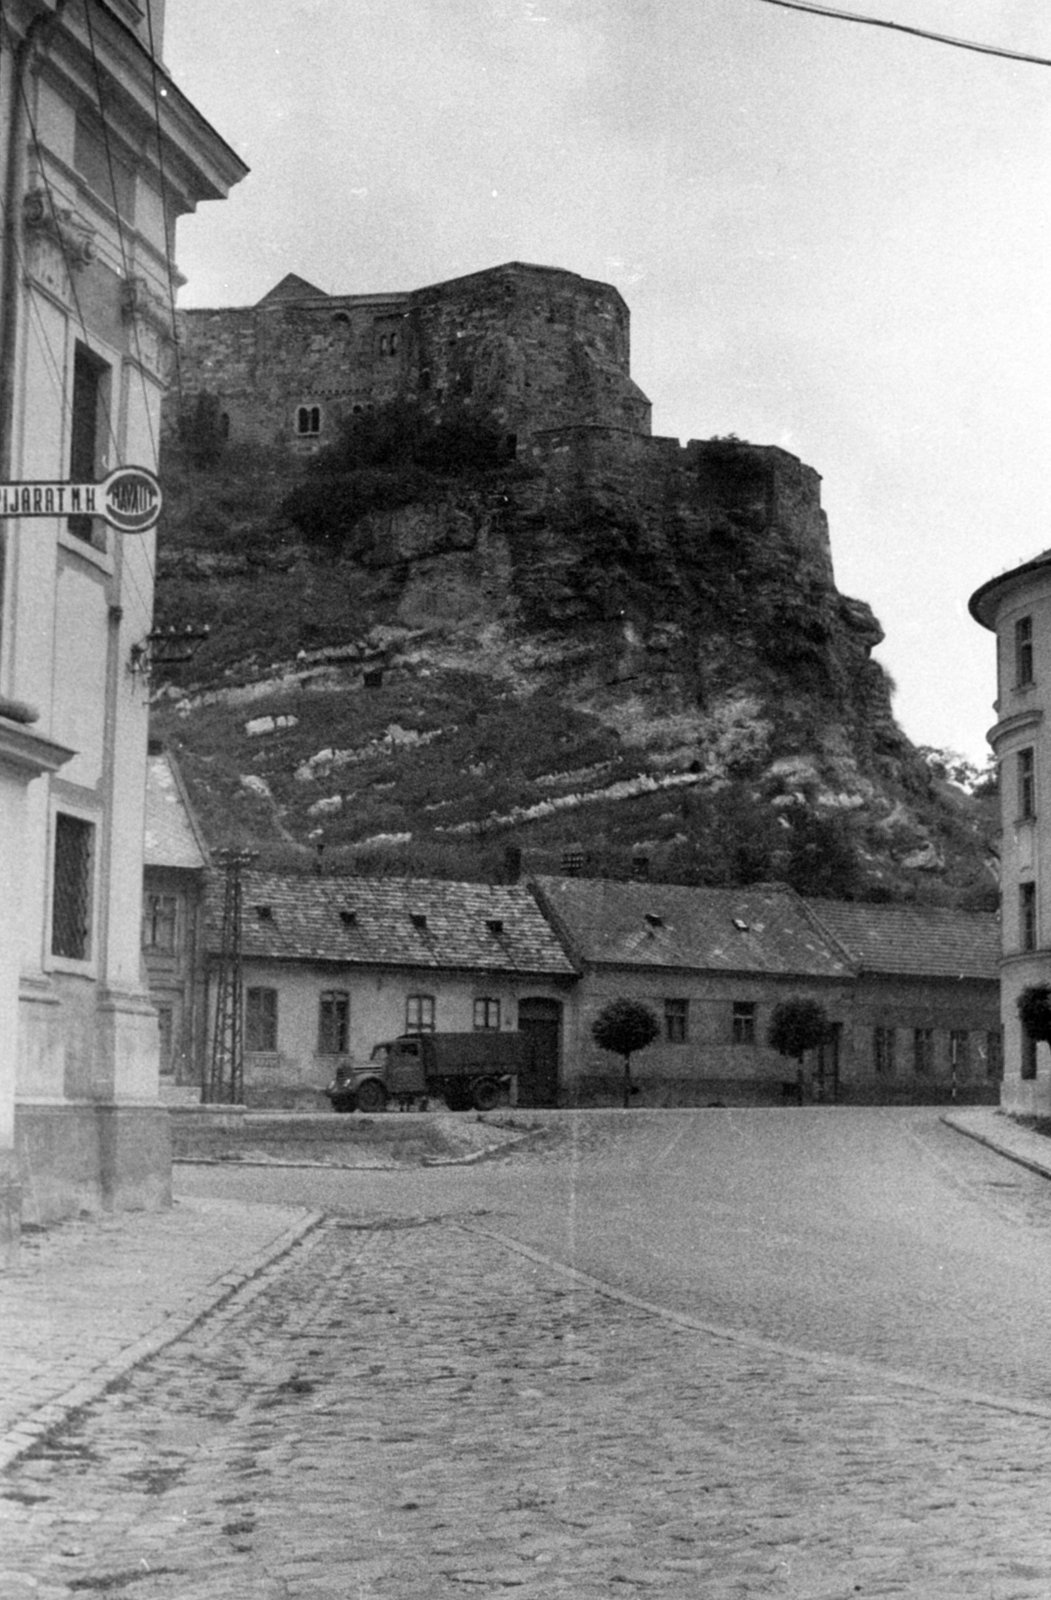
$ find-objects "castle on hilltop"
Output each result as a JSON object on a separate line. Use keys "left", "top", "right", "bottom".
{"left": 175, "top": 261, "right": 651, "bottom": 450}
{"left": 173, "top": 261, "right": 834, "bottom": 587}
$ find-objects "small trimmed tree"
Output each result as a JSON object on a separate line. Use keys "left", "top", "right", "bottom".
{"left": 591, "top": 998, "right": 660, "bottom": 1109}
{"left": 768, "top": 999, "right": 832, "bottom": 1101}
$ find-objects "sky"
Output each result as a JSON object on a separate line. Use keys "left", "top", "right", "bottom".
{"left": 163, "top": 0, "right": 1051, "bottom": 769}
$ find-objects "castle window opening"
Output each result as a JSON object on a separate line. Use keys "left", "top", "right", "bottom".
{"left": 379, "top": 335, "right": 388, "bottom": 356}
{"left": 296, "top": 405, "right": 321, "bottom": 436}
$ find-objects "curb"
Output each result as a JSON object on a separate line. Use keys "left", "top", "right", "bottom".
{"left": 457, "top": 1218, "right": 1051, "bottom": 1424}
{"left": 940, "top": 1112, "right": 1051, "bottom": 1183}
{"left": 0, "top": 1209, "right": 324, "bottom": 1473}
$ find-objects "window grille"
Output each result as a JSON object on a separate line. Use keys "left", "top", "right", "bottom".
{"left": 51, "top": 814, "right": 93, "bottom": 960}
{"left": 142, "top": 892, "right": 177, "bottom": 953}
{"left": 732, "top": 1001, "right": 756, "bottom": 1045}
{"left": 949, "top": 1030, "right": 970, "bottom": 1079}
{"left": 69, "top": 344, "right": 110, "bottom": 544}
{"left": 1021, "top": 882, "right": 1038, "bottom": 952}
{"left": 318, "top": 990, "right": 349, "bottom": 1054}
{"left": 1015, "top": 616, "right": 1034, "bottom": 687}
{"left": 1019, "top": 748, "right": 1036, "bottom": 819}
{"left": 473, "top": 997, "right": 501, "bottom": 1031}
{"left": 245, "top": 987, "right": 278, "bottom": 1052}
{"left": 913, "top": 1027, "right": 934, "bottom": 1076}
{"left": 873, "top": 1026, "right": 896, "bottom": 1076}
{"left": 406, "top": 994, "right": 435, "bottom": 1033}
{"left": 664, "top": 998, "right": 688, "bottom": 1043}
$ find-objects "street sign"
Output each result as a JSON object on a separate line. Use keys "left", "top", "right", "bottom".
{"left": 0, "top": 465, "right": 162, "bottom": 533}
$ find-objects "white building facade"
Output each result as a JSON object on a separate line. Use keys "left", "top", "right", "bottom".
{"left": 0, "top": 0, "right": 244, "bottom": 1250}
{"left": 970, "top": 552, "right": 1051, "bottom": 1114}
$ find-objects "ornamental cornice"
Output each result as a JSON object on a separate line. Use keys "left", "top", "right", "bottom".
{"left": 121, "top": 274, "right": 173, "bottom": 342}
{"left": 986, "top": 707, "right": 1044, "bottom": 750}
{"left": 22, "top": 187, "right": 96, "bottom": 269}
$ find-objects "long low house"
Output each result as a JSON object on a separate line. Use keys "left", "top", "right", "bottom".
{"left": 147, "top": 841, "right": 1000, "bottom": 1106}
{"left": 205, "top": 871, "right": 578, "bottom": 1107}
{"left": 531, "top": 877, "right": 1000, "bottom": 1106}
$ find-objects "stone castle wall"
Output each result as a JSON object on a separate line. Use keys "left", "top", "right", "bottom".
{"left": 173, "top": 262, "right": 650, "bottom": 452}
{"left": 171, "top": 260, "right": 831, "bottom": 584}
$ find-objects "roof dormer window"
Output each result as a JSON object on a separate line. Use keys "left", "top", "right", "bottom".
{"left": 411, "top": 912, "right": 428, "bottom": 930}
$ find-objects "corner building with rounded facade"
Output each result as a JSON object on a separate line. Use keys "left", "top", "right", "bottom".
{"left": 970, "top": 554, "right": 1051, "bottom": 1113}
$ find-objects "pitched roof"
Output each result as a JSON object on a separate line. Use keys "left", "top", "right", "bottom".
{"left": 802, "top": 900, "right": 1000, "bottom": 982}
{"left": 144, "top": 752, "right": 208, "bottom": 871}
{"left": 206, "top": 872, "right": 577, "bottom": 978}
{"left": 531, "top": 877, "right": 851, "bottom": 978}
{"left": 258, "top": 273, "right": 328, "bottom": 304}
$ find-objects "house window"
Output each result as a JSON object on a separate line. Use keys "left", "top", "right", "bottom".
{"left": 406, "top": 994, "right": 435, "bottom": 1034}
{"left": 732, "top": 1001, "right": 756, "bottom": 1045}
{"left": 1019, "top": 748, "right": 1036, "bottom": 819}
{"left": 69, "top": 344, "right": 110, "bottom": 543}
{"left": 318, "top": 990, "right": 350, "bottom": 1054}
{"left": 1021, "top": 882, "right": 1038, "bottom": 952}
{"left": 1015, "top": 616, "right": 1034, "bottom": 687}
{"left": 949, "top": 1030, "right": 970, "bottom": 1080}
{"left": 142, "top": 892, "right": 178, "bottom": 953}
{"left": 245, "top": 987, "right": 278, "bottom": 1052}
{"left": 51, "top": 813, "right": 94, "bottom": 960}
{"left": 664, "top": 998, "right": 689, "bottom": 1044}
{"left": 1022, "top": 1028, "right": 1038, "bottom": 1081}
{"left": 473, "top": 998, "right": 501, "bottom": 1031}
{"left": 873, "top": 1026, "right": 896, "bottom": 1076}
{"left": 296, "top": 405, "right": 321, "bottom": 436}
{"left": 985, "top": 1029, "right": 1003, "bottom": 1080}
{"left": 913, "top": 1028, "right": 934, "bottom": 1076}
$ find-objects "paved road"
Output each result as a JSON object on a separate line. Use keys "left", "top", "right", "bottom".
{"left": 6, "top": 1107, "right": 1051, "bottom": 1598}
{"left": 178, "top": 1107, "right": 1051, "bottom": 1407}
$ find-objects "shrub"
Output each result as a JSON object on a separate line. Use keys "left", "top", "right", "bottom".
{"left": 591, "top": 998, "right": 660, "bottom": 1108}
{"left": 768, "top": 998, "right": 832, "bottom": 1063}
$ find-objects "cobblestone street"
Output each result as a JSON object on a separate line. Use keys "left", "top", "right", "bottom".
{"left": 5, "top": 1209, "right": 1051, "bottom": 1599}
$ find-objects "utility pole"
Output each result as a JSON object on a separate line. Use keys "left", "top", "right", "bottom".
{"left": 207, "top": 849, "right": 255, "bottom": 1104}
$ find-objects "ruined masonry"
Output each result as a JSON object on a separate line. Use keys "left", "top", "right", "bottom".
{"left": 174, "top": 261, "right": 835, "bottom": 587}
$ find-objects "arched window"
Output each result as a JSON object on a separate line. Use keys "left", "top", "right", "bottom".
{"left": 296, "top": 405, "right": 321, "bottom": 436}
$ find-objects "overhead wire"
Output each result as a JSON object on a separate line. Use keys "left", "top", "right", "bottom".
{"left": 749, "top": 0, "right": 1051, "bottom": 68}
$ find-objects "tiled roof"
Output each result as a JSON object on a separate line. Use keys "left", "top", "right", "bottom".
{"left": 205, "top": 872, "right": 577, "bottom": 978}
{"left": 531, "top": 877, "right": 852, "bottom": 978}
{"left": 144, "top": 753, "right": 208, "bottom": 871}
{"left": 803, "top": 900, "right": 1000, "bottom": 981}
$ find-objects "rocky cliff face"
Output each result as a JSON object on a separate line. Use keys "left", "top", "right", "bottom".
{"left": 150, "top": 430, "right": 997, "bottom": 905}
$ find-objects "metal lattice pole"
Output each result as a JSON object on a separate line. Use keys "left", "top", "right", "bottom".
{"left": 207, "top": 850, "right": 255, "bottom": 1104}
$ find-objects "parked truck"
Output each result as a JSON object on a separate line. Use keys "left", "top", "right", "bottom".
{"left": 325, "top": 1031, "right": 532, "bottom": 1114}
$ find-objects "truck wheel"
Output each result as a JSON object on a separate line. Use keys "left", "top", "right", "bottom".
{"left": 444, "top": 1083, "right": 472, "bottom": 1111}
{"left": 471, "top": 1078, "right": 501, "bottom": 1112}
{"left": 355, "top": 1079, "right": 387, "bottom": 1115}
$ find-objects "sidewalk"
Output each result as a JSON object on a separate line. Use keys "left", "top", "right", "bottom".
{"left": 0, "top": 1194, "right": 321, "bottom": 1470}
{"left": 940, "top": 1105, "right": 1051, "bottom": 1180}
